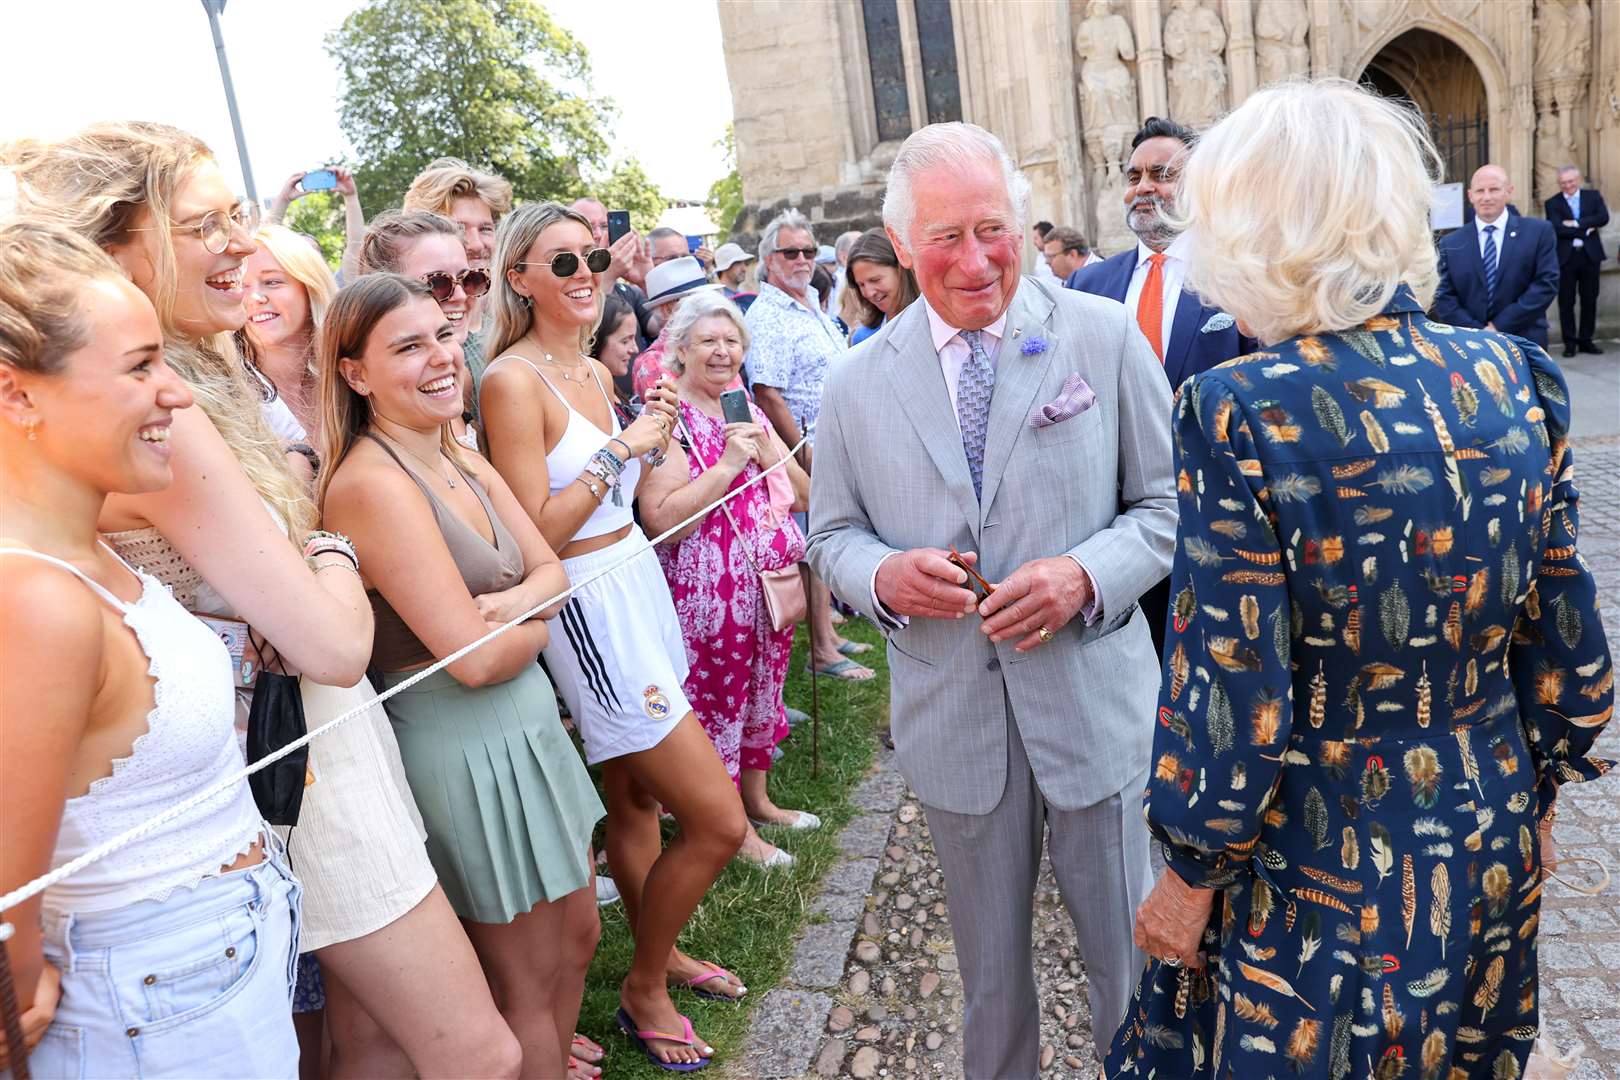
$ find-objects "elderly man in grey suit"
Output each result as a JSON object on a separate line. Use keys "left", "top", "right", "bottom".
{"left": 807, "top": 122, "right": 1176, "bottom": 1077}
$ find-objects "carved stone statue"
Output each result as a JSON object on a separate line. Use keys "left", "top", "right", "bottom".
{"left": 1093, "top": 161, "right": 1135, "bottom": 255}
{"left": 1535, "top": 111, "right": 1575, "bottom": 202}
{"left": 1074, "top": 0, "right": 1140, "bottom": 172}
{"left": 1163, "top": 0, "right": 1228, "bottom": 128}
{"left": 1534, "top": 0, "right": 1591, "bottom": 82}
{"left": 1254, "top": 0, "right": 1310, "bottom": 86}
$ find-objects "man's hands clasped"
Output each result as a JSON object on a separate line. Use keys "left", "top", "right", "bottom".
{"left": 875, "top": 550, "right": 1092, "bottom": 651}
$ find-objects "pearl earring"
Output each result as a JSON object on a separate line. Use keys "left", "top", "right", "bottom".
{"left": 23, "top": 417, "right": 38, "bottom": 441}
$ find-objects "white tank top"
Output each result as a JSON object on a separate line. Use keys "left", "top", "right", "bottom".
{"left": 485, "top": 356, "right": 638, "bottom": 541}
{"left": 1, "top": 546, "right": 263, "bottom": 917}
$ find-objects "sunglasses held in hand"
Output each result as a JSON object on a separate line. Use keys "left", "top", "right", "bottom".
{"left": 948, "top": 546, "right": 994, "bottom": 603}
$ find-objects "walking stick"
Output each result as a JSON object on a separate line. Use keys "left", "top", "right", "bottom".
{"left": 0, "top": 922, "right": 32, "bottom": 1080}
{"left": 796, "top": 416, "right": 820, "bottom": 777}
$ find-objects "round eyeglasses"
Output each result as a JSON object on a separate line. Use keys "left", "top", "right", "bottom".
{"left": 420, "top": 268, "right": 491, "bottom": 302}
{"left": 127, "top": 199, "right": 261, "bottom": 255}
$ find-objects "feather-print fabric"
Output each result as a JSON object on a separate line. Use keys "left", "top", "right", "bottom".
{"left": 1105, "top": 286, "right": 1613, "bottom": 1079}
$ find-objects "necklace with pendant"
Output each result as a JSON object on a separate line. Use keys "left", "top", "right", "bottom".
{"left": 540, "top": 349, "right": 592, "bottom": 384}
{"left": 385, "top": 434, "right": 456, "bottom": 488}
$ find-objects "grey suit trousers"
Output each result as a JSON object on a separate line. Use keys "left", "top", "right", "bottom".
{"left": 924, "top": 715, "right": 1153, "bottom": 1079}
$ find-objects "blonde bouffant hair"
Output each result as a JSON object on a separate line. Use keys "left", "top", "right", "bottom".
{"left": 402, "top": 157, "right": 513, "bottom": 220}
{"left": 3, "top": 121, "right": 315, "bottom": 536}
{"left": 1172, "top": 78, "right": 1443, "bottom": 346}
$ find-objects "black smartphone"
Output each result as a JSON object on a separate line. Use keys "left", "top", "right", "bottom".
{"left": 720, "top": 387, "right": 752, "bottom": 426}
{"left": 607, "top": 210, "right": 631, "bottom": 245}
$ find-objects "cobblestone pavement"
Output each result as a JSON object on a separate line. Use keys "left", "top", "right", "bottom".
{"left": 789, "top": 437, "right": 1620, "bottom": 1080}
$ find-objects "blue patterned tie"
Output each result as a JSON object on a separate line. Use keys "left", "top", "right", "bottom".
{"left": 956, "top": 329, "right": 995, "bottom": 500}
{"left": 1482, "top": 224, "right": 1499, "bottom": 297}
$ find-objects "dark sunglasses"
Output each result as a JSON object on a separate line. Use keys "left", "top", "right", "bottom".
{"left": 518, "top": 248, "right": 612, "bottom": 278}
{"left": 420, "top": 268, "right": 490, "bottom": 302}
{"left": 773, "top": 247, "right": 817, "bottom": 262}
{"left": 947, "top": 545, "right": 995, "bottom": 602}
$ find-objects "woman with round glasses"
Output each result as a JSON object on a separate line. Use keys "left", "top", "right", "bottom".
{"left": 5, "top": 123, "right": 512, "bottom": 1080}
{"left": 358, "top": 210, "right": 489, "bottom": 451}
{"left": 482, "top": 202, "right": 747, "bottom": 1071}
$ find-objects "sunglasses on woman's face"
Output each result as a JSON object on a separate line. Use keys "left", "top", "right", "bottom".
{"left": 518, "top": 248, "right": 612, "bottom": 279}
{"left": 420, "top": 268, "right": 490, "bottom": 302}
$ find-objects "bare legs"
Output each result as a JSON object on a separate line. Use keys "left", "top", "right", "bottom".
{"left": 603, "top": 714, "right": 746, "bottom": 1066}
{"left": 318, "top": 886, "right": 521, "bottom": 1079}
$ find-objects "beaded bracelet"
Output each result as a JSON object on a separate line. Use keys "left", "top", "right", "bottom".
{"left": 583, "top": 452, "right": 624, "bottom": 506}
{"left": 303, "top": 530, "right": 359, "bottom": 570}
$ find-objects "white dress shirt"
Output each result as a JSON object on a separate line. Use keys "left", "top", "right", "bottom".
{"left": 1567, "top": 192, "right": 1585, "bottom": 248}
{"left": 1123, "top": 241, "right": 1185, "bottom": 349}
{"left": 1474, "top": 210, "right": 1508, "bottom": 259}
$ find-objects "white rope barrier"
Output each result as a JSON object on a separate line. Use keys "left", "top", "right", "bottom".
{"left": 0, "top": 436, "right": 808, "bottom": 916}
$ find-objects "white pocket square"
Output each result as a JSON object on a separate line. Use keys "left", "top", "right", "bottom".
{"left": 1200, "top": 312, "right": 1235, "bottom": 334}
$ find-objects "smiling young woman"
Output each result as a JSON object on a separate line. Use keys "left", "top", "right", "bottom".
{"left": 240, "top": 224, "right": 337, "bottom": 439}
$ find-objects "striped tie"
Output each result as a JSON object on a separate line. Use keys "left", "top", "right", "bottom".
{"left": 956, "top": 330, "right": 995, "bottom": 500}
{"left": 1482, "top": 224, "right": 1499, "bottom": 297}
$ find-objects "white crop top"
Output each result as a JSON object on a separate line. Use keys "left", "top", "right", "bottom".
{"left": 1, "top": 547, "right": 263, "bottom": 917}
{"left": 485, "top": 356, "right": 638, "bottom": 541}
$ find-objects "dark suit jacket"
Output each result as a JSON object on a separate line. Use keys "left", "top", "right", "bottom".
{"left": 1430, "top": 213, "right": 1560, "bottom": 348}
{"left": 1066, "top": 249, "right": 1256, "bottom": 391}
{"left": 1544, "top": 189, "right": 1610, "bottom": 267}
{"left": 1067, "top": 247, "right": 1256, "bottom": 661}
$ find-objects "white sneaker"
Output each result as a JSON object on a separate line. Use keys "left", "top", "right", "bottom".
{"left": 750, "top": 811, "right": 822, "bottom": 831}
{"left": 595, "top": 876, "right": 621, "bottom": 907}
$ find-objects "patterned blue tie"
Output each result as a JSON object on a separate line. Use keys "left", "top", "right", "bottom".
{"left": 1482, "top": 223, "right": 1499, "bottom": 297}
{"left": 956, "top": 329, "right": 995, "bottom": 500}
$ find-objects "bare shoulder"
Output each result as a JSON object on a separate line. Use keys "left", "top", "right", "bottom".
{"left": 324, "top": 439, "right": 424, "bottom": 517}
{"left": 0, "top": 554, "right": 105, "bottom": 670}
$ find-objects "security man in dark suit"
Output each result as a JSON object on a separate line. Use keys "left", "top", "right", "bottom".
{"left": 1069, "top": 116, "right": 1255, "bottom": 658}
{"left": 1432, "top": 164, "right": 1560, "bottom": 348}
{"left": 1545, "top": 165, "right": 1609, "bottom": 356}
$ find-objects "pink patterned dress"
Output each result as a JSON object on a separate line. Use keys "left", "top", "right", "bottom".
{"left": 657, "top": 400, "right": 806, "bottom": 781}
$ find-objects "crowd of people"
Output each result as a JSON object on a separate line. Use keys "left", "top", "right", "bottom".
{"left": 0, "top": 73, "right": 1613, "bottom": 1080}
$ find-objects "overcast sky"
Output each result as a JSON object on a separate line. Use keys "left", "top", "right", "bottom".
{"left": 1, "top": 0, "right": 733, "bottom": 204}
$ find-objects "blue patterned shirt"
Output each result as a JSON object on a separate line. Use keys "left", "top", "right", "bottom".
{"left": 743, "top": 280, "right": 846, "bottom": 445}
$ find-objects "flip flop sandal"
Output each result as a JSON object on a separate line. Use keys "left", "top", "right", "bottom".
{"left": 675, "top": 961, "right": 748, "bottom": 1000}
{"left": 615, "top": 1007, "right": 711, "bottom": 1071}
{"left": 808, "top": 658, "right": 876, "bottom": 681}
{"left": 837, "top": 640, "right": 873, "bottom": 656}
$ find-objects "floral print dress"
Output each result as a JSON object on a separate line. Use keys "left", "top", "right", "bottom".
{"left": 657, "top": 400, "right": 806, "bottom": 781}
{"left": 1105, "top": 286, "right": 1613, "bottom": 1079}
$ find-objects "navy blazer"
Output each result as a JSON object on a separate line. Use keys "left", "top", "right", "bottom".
{"left": 1066, "top": 249, "right": 1255, "bottom": 390}
{"left": 1430, "top": 212, "right": 1560, "bottom": 347}
{"left": 1545, "top": 189, "right": 1610, "bottom": 266}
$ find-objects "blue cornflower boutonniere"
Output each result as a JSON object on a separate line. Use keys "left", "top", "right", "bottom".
{"left": 1021, "top": 336, "right": 1047, "bottom": 356}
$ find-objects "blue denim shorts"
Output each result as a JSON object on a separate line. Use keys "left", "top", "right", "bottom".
{"left": 27, "top": 845, "right": 302, "bottom": 1079}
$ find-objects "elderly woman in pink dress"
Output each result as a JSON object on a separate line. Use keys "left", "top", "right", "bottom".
{"left": 640, "top": 290, "right": 820, "bottom": 867}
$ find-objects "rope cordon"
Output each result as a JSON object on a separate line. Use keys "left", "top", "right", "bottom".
{"left": 0, "top": 437, "right": 807, "bottom": 915}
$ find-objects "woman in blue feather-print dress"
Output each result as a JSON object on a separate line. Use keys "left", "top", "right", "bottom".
{"left": 1104, "top": 81, "right": 1612, "bottom": 1079}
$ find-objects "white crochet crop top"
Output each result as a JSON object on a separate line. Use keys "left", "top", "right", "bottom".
{"left": 1, "top": 547, "right": 263, "bottom": 917}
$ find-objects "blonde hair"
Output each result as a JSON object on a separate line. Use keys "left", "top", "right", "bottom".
{"left": 0, "top": 219, "right": 129, "bottom": 376}
{"left": 1173, "top": 78, "right": 1442, "bottom": 345}
{"left": 315, "top": 274, "right": 467, "bottom": 511}
{"left": 240, "top": 223, "right": 339, "bottom": 384}
{"left": 4, "top": 120, "right": 314, "bottom": 536}
{"left": 402, "top": 157, "right": 513, "bottom": 219}
{"left": 488, "top": 201, "right": 601, "bottom": 360}
{"left": 357, "top": 210, "right": 460, "bottom": 276}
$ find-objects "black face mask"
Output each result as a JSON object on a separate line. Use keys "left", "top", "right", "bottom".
{"left": 245, "top": 640, "right": 308, "bottom": 827}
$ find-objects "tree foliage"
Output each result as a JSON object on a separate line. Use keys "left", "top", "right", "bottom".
{"left": 706, "top": 124, "right": 745, "bottom": 238}
{"left": 328, "top": 0, "right": 649, "bottom": 215}
{"left": 283, "top": 193, "right": 346, "bottom": 269}
{"left": 593, "top": 159, "right": 666, "bottom": 234}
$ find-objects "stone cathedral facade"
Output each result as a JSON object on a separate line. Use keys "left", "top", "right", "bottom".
{"left": 719, "top": 0, "right": 1619, "bottom": 330}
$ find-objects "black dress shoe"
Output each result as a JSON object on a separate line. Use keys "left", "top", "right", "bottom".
{"left": 1579, "top": 341, "right": 1604, "bottom": 355}
{"left": 1563, "top": 345, "right": 1577, "bottom": 357}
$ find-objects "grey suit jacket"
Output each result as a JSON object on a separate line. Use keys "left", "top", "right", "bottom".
{"left": 807, "top": 277, "right": 1177, "bottom": 814}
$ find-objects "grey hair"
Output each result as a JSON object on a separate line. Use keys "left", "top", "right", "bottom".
{"left": 1557, "top": 164, "right": 1582, "bottom": 176}
{"left": 834, "top": 229, "right": 862, "bottom": 260}
{"left": 758, "top": 208, "right": 815, "bottom": 267}
{"left": 647, "top": 225, "right": 683, "bottom": 245}
{"left": 663, "top": 289, "right": 750, "bottom": 374}
{"left": 882, "top": 122, "right": 1031, "bottom": 247}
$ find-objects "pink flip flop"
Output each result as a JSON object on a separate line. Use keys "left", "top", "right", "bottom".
{"left": 616, "top": 1007, "right": 711, "bottom": 1072}
{"left": 675, "top": 961, "right": 746, "bottom": 1001}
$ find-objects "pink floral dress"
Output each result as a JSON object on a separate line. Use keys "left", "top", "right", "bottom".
{"left": 657, "top": 400, "right": 806, "bottom": 781}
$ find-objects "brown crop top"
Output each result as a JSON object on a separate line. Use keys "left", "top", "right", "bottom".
{"left": 363, "top": 434, "right": 525, "bottom": 672}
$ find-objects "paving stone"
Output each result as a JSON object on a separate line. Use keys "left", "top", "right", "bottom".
{"left": 811, "top": 888, "right": 867, "bottom": 922}
{"left": 848, "top": 969, "right": 871, "bottom": 996}
{"left": 814, "top": 1039, "right": 847, "bottom": 1076}
{"left": 744, "top": 988, "right": 834, "bottom": 1078}
{"left": 792, "top": 922, "right": 858, "bottom": 988}
{"left": 1557, "top": 976, "right": 1614, "bottom": 1014}
{"left": 850, "top": 1045, "right": 882, "bottom": 1078}
{"left": 823, "top": 857, "right": 881, "bottom": 895}
{"left": 839, "top": 813, "right": 895, "bottom": 858}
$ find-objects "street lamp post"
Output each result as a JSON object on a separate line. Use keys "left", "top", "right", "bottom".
{"left": 200, "top": 0, "right": 258, "bottom": 205}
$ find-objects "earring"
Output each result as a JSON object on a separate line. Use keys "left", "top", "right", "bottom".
{"left": 22, "top": 417, "right": 38, "bottom": 441}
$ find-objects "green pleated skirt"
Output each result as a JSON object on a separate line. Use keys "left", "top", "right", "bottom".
{"left": 374, "top": 663, "right": 605, "bottom": 924}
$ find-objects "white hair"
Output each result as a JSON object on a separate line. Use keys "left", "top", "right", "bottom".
{"left": 663, "top": 289, "right": 750, "bottom": 373}
{"left": 1173, "top": 77, "right": 1442, "bottom": 345}
{"left": 757, "top": 208, "right": 815, "bottom": 268}
{"left": 882, "top": 122, "right": 1031, "bottom": 247}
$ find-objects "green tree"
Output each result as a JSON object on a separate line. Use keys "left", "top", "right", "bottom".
{"left": 706, "top": 124, "right": 744, "bottom": 238}
{"left": 283, "top": 194, "right": 346, "bottom": 269}
{"left": 592, "top": 158, "right": 666, "bottom": 234}
{"left": 327, "top": 0, "right": 614, "bottom": 214}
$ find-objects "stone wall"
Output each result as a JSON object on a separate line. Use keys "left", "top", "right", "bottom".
{"left": 729, "top": 183, "right": 887, "bottom": 256}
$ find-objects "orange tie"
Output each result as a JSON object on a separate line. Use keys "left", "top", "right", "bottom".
{"left": 1136, "top": 253, "right": 1166, "bottom": 363}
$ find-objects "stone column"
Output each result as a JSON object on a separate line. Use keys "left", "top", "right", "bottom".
{"left": 1307, "top": 0, "right": 1342, "bottom": 77}
{"left": 895, "top": 0, "right": 928, "bottom": 133}
{"left": 1133, "top": 0, "right": 1170, "bottom": 118}
{"left": 1225, "top": 0, "right": 1259, "bottom": 105}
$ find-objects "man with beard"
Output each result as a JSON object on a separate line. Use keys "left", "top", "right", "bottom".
{"left": 1069, "top": 116, "right": 1252, "bottom": 657}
